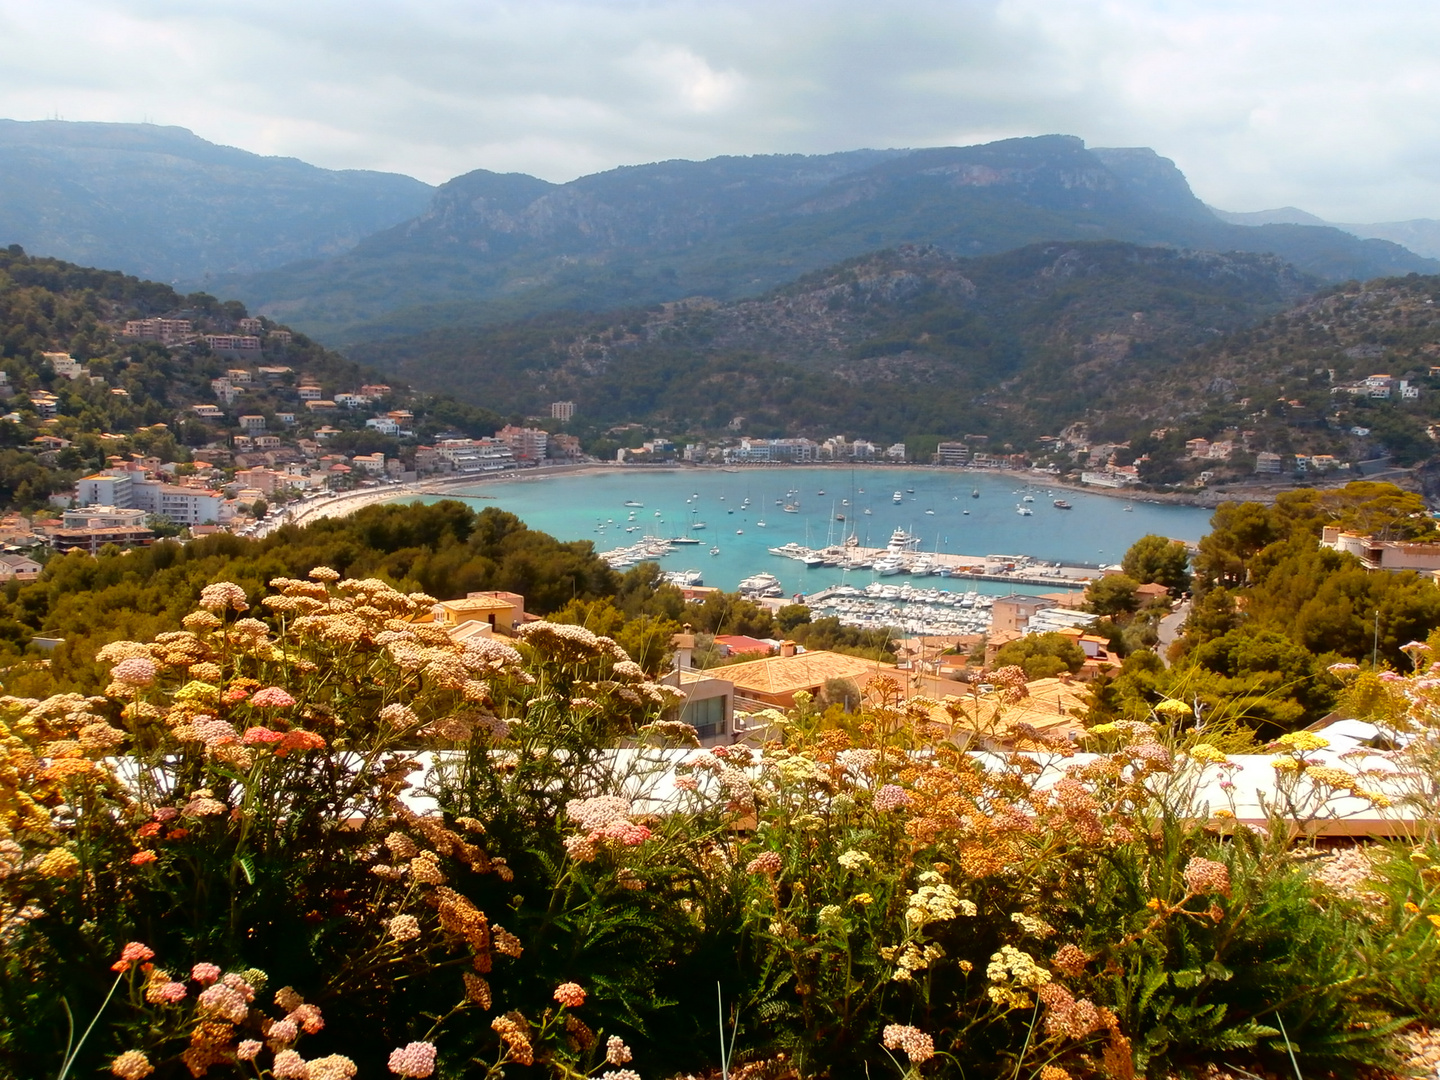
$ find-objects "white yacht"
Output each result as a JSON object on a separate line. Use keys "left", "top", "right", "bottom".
{"left": 738, "top": 572, "right": 783, "bottom": 595}
{"left": 886, "top": 528, "right": 923, "bottom": 554}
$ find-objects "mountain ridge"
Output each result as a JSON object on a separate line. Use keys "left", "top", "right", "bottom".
{"left": 1211, "top": 203, "right": 1440, "bottom": 260}
{"left": 0, "top": 120, "right": 434, "bottom": 282}
{"left": 220, "top": 135, "right": 1436, "bottom": 345}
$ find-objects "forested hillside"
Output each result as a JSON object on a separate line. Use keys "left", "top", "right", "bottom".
{"left": 1085, "top": 273, "right": 1440, "bottom": 474}
{"left": 1092, "top": 482, "right": 1440, "bottom": 733}
{"left": 351, "top": 241, "right": 1317, "bottom": 445}
{"left": 0, "top": 247, "right": 503, "bottom": 511}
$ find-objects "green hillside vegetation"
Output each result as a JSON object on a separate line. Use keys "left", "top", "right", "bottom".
{"left": 0, "top": 247, "right": 503, "bottom": 512}
{"left": 1090, "top": 482, "right": 1440, "bottom": 734}
{"left": 353, "top": 241, "right": 1315, "bottom": 446}
{"left": 1083, "top": 272, "right": 1440, "bottom": 472}
{"left": 0, "top": 501, "right": 620, "bottom": 696}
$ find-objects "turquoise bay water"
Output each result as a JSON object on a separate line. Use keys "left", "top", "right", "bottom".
{"left": 417, "top": 467, "right": 1213, "bottom": 598}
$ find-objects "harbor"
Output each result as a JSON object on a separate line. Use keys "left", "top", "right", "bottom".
{"left": 596, "top": 525, "right": 1102, "bottom": 636}
{"left": 412, "top": 465, "right": 1212, "bottom": 637}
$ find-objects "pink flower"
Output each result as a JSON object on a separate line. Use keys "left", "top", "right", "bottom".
{"left": 271, "top": 1049, "right": 309, "bottom": 1080}
{"left": 606, "top": 1035, "right": 633, "bottom": 1065}
{"left": 882, "top": 1024, "right": 936, "bottom": 1064}
{"left": 599, "top": 820, "right": 651, "bottom": 846}
{"left": 289, "top": 1002, "right": 325, "bottom": 1034}
{"left": 223, "top": 687, "right": 251, "bottom": 704}
{"left": 112, "top": 657, "right": 157, "bottom": 687}
{"left": 746, "top": 851, "right": 782, "bottom": 876}
{"left": 874, "top": 785, "right": 913, "bottom": 812}
{"left": 111, "top": 942, "right": 155, "bottom": 972}
{"left": 553, "top": 982, "right": 586, "bottom": 1008}
{"left": 236, "top": 1041, "right": 262, "bottom": 1061}
{"left": 388, "top": 1041, "right": 437, "bottom": 1078}
{"left": 155, "top": 981, "right": 187, "bottom": 1004}
{"left": 243, "top": 726, "right": 284, "bottom": 745}
{"left": 268, "top": 1018, "right": 299, "bottom": 1044}
{"left": 197, "top": 982, "right": 248, "bottom": 1023}
{"left": 251, "top": 686, "right": 297, "bottom": 708}
{"left": 191, "top": 962, "right": 221, "bottom": 985}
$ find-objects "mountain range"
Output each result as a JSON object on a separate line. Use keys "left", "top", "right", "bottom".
{"left": 1, "top": 122, "right": 1437, "bottom": 351}
{"left": 220, "top": 134, "right": 1437, "bottom": 345}
{"left": 0, "top": 120, "right": 432, "bottom": 283}
{"left": 1210, "top": 206, "right": 1440, "bottom": 261}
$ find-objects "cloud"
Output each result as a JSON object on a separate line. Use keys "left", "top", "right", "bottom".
{"left": 0, "top": 0, "right": 1438, "bottom": 220}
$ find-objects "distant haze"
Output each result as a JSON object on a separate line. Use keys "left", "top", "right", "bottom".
{"left": 0, "top": 1, "right": 1439, "bottom": 222}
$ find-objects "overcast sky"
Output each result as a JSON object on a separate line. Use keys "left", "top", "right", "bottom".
{"left": 1, "top": 0, "right": 1437, "bottom": 222}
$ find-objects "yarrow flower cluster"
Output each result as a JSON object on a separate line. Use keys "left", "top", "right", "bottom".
{"left": 109, "top": 1050, "right": 155, "bottom": 1079}
{"left": 873, "top": 784, "right": 913, "bottom": 811}
{"left": 111, "top": 656, "right": 157, "bottom": 687}
{"left": 1182, "top": 856, "right": 1231, "bottom": 897}
{"left": 746, "top": 850, "right": 783, "bottom": 876}
{"left": 111, "top": 941, "right": 155, "bottom": 973}
{"left": 388, "top": 914, "right": 421, "bottom": 942}
{"left": 905, "top": 874, "right": 974, "bottom": 929}
{"left": 199, "top": 581, "right": 249, "bottom": 612}
{"left": 553, "top": 982, "right": 586, "bottom": 1008}
{"left": 387, "top": 1041, "right": 438, "bottom": 1078}
{"left": 563, "top": 796, "right": 651, "bottom": 862}
{"left": 606, "top": 1035, "right": 633, "bottom": 1065}
{"left": 250, "top": 686, "right": 297, "bottom": 708}
{"left": 987, "top": 945, "right": 1052, "bottom": 1008}
{"left": 882, "top": 1023, "right": 936, "bottom": 1064}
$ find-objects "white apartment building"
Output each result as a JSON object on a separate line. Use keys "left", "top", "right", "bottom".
{"left": 498, "top": 425, "right": 549, "bottom": 461}
{"left": 43, "top": 352, "right": 85, "bottom": 380}
{"left": 77, "top": 469, "right": 226, "bottom": 526}
{"left": 435, "top": 439, "right": 516, "bottom": 473}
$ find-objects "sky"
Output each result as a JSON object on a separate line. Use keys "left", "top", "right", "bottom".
{"left": 1, "top": 0, "right": 1438, "bottom": 222}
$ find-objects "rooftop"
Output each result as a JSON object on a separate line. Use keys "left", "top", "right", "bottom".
{"left": 720, "top": 650, "right": 897, "bottom": 697}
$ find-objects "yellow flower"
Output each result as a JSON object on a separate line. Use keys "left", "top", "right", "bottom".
{"left": 1154, "top": 699, "right": 1192, "bottom": 717}
{"left": 38, "top": 848, "right": 80, "bottom": 878}
{"left": 1276, "top": 731, "right": 1329, "bottom": 752}
{"left": 1427, "top": 914, "right": 1440, "bottom": 928}
{"left": 852, "top": 893, "right": 874, "bottom": 906}
{"left": 1405, "top": 902, "right": 1420, "bottom": 915}
{"left": 1188, "top": 744, "right": 1228, "bottom": 765}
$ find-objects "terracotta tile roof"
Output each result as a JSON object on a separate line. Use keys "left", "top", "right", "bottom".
{"left": 441, "top": 596, "right": 515, "bottom": 613}
{"left": 714, "top": 634, "right": 773, "bottom": 656}
{"left": 721, "top": 651, "right": 897, "bottom": 696}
